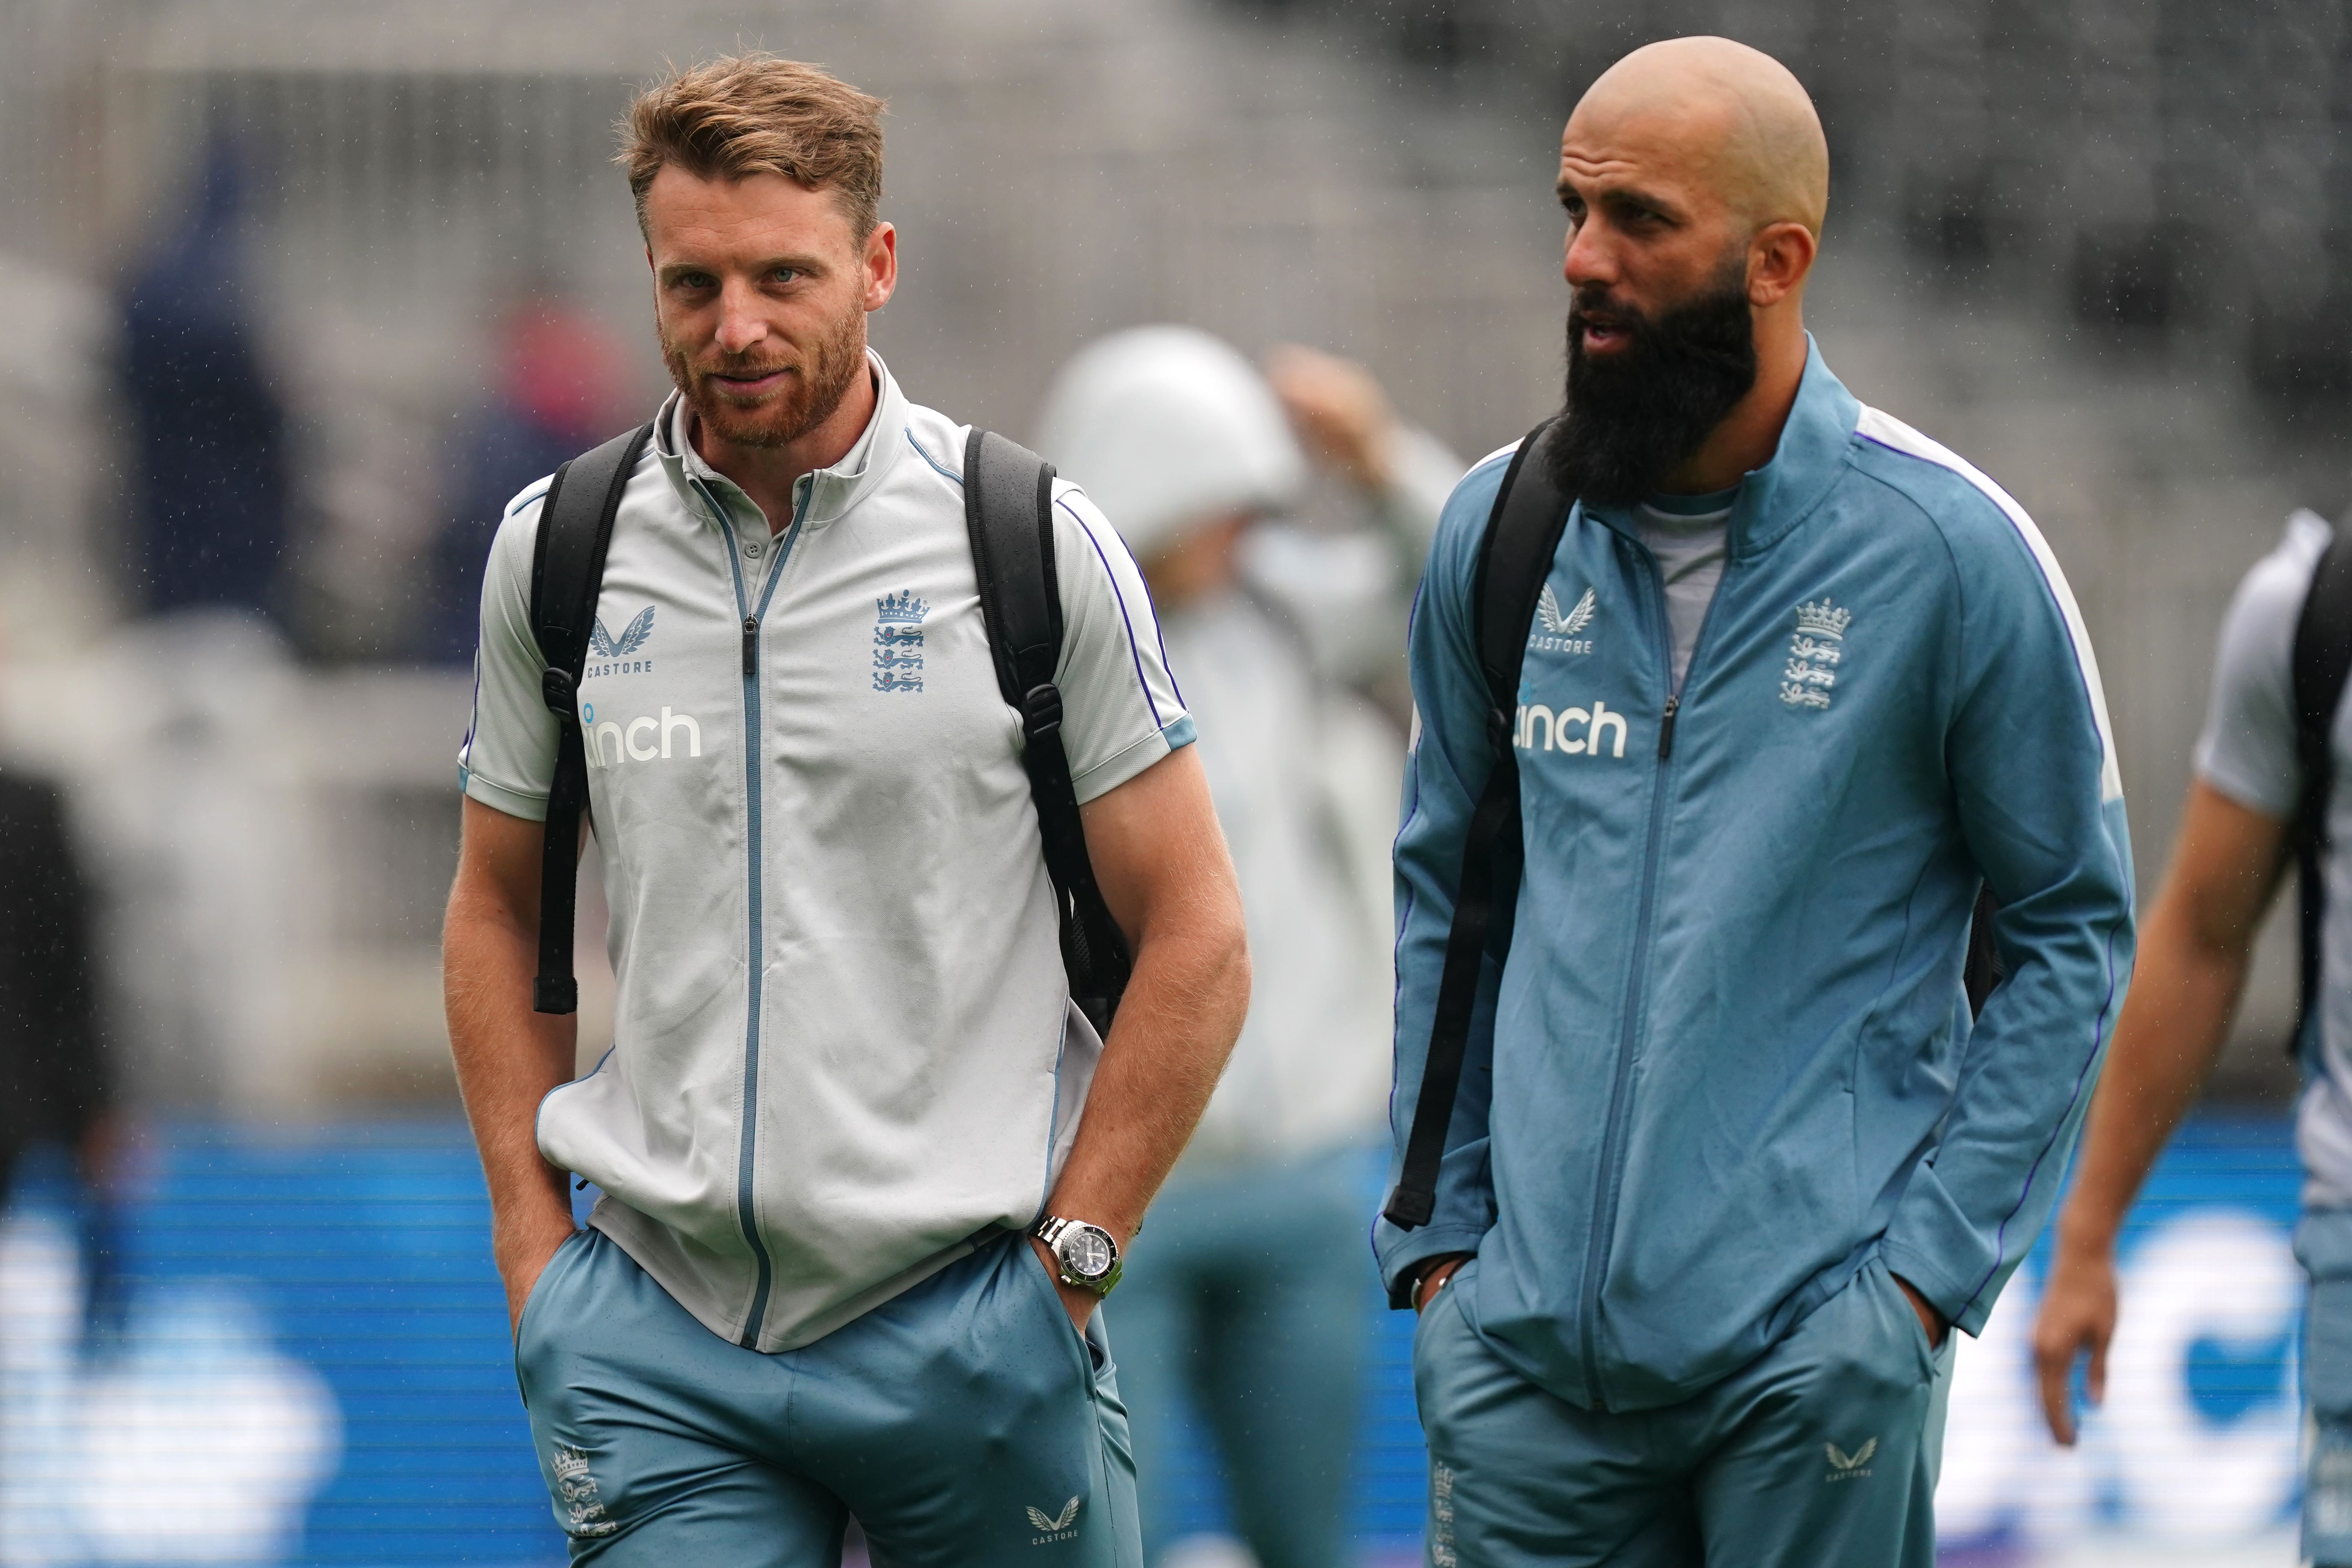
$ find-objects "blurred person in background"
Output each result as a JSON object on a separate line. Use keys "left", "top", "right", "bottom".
{"left": 0, "top": 754, "right": 116, "bottom": 1253}
{"left": 2033, "top": 505, "right": 2352, "bottom": 1566}
{"left": 422, "top": 301, "right": 631, "bottom": 662}
{"left": 122, "top": 143, "right": 290, "bottom": 626}
{"left": 1380, "top": 38, "right": 2132, "bottom": 1564}
{"left": 444, "top": 55, "right": 1248, "bottom": 1564}
{"left": 1036, "top": 328, "right": 1460, "bottom": 1568}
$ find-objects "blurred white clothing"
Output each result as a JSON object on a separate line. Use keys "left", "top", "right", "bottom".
{"left": 1165, "top": 588, "right": 1399, "bottom": 1166}
{"left": 1166, "top": 443, "right": 1459, "bottom": 1169}
{"left": 1035, "top": 323, "right": 1463, "bottom": 1168}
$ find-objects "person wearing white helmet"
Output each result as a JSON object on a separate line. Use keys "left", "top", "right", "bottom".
{"left": 1036, "top": 326, "right": 1461, "bottom": 1568}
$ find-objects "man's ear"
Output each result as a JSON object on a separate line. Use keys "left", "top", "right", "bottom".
{"left": 863, "top": 222, "right": 899, "bottom": 312}
{"left": 1747, "top": 221, "right": 1817, "bottom": 309}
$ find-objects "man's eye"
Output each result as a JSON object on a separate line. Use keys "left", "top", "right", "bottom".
{"left": 771, "top": 268, "right": 800, "bottom": 284}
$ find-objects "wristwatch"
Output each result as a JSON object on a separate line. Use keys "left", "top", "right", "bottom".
{"left": 1033, "top": 1215, "right": 1123, "bottom": 1297}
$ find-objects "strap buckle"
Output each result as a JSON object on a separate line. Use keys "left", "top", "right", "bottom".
{"left": 541, "top": 667, "right": 578, "bottom": 719}
{"left": 1023, "top": 682, "right": 1064, "bottom": 738}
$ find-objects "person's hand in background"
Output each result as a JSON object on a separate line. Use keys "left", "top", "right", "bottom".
{"left": 1267, "top": 343, "right": 1401, "bottom": 494}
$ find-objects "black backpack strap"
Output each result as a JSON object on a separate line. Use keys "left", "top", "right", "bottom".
{"left": 1962, "top": 885, "right": 2004, "bottom": 1020}
{"left": 1384, "top": 421, "right": 1568, "bottom": 1230}
{"left": 2292, "top": 528, "right": 2352, "bottom": 1052}
{"left": 525, "top": 421, "right": 655, "bottom": 1015}
{"left": 963, "top": 428, "right": 1134, "bottom": 1035}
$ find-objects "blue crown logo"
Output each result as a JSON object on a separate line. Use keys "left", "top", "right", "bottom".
{"left": 875, "top": 590, "right": 929, "bottom": 625}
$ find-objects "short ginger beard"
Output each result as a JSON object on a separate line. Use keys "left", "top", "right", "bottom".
{"left": 661, "top": 298, "right": 868, "bottom": 451}
{"left": 1545, "top": 256, "right": 1759, "bottom": 508}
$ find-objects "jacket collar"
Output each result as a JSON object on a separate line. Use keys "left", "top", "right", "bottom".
{"left": 1579, "top": 334, "right": 1860, "bottom": 560}
{"left": 1727, "top": 335, "right": 1859, "bottom": 559}
{"left": 653, "top": 348, "right": 910, "bottom": 532}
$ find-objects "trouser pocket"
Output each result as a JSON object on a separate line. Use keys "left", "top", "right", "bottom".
{"left": 1861, "top": 1258, "right": 1939, "bottom": 1386}
{"left": 512, "top": 1228, "right": 591, "bottom": 1407}
{"left": 1019, "top": 1229, "right": 1117, "bottom": 1384}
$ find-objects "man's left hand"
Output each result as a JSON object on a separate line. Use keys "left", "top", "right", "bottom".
{"left": 1893, "top": 1272, "right": 1949, "bottom": 1351}
{"left": 1030, "top": 1237, "right": 1100, "bottom": 1334}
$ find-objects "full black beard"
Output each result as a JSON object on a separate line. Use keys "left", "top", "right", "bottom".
{"left": 1543, "top": 271, "right": 1760, "bottom": 508}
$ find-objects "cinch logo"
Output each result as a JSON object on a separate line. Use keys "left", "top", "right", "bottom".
{"left": 1515, "top": 700, "right": 1627, "bottom": 758}
{"left": 581, "top": 702, "right": 702, "bottom": 767}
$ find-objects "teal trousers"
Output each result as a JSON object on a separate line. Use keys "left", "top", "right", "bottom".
{"left": 1113, "top": 1148, "right": 1370, "bottom": 1568}
{"left": 514, "top": 1226, "right": 1140, "bottom": 1566}
{"left": 1413, "top": 1257, "right": 1952, "bottom": 1568}
{"left": 2299, "top": 1207, "right": 2352, "bottom": 1565}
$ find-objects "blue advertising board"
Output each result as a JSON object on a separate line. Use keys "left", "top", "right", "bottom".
{"left": 0, "top": 1118, "right": 2309, "bottom": 1564}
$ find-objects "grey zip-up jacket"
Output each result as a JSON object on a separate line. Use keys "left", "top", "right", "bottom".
{"left": 459, "top": 354, "right": 1193, "bottom": 1351}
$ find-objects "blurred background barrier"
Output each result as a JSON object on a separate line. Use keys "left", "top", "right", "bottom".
{"left": 2, "top": 0, "right": 2348, "bottom": 1559}
{"left": 0, "top": 1122, "right": 2305, "bottom": 1566}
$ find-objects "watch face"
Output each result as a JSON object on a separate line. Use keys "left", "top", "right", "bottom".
{"left": 1060, "top": 1226, "right": 1114, "bottom": 1280}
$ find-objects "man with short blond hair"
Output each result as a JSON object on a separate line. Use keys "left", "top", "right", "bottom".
{"left": 1381, "top": 37, "right": 2132, "bottom": 1565}
{"left": 444, "top": 54, "right": 1248, "bottom": 1565}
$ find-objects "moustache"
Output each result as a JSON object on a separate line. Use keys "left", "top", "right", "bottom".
{"left": 1567, "top": 289, "right": 1641, "bottom": 334}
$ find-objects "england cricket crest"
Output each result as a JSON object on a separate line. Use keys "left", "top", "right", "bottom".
{"left": 1780, "top": 598, "right": 1849, "bottom": 710}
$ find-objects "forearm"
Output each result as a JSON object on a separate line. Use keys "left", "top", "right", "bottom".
{"left": 1045, "top": 915, "right": 1249, "bottom": 1242}
{"left": 2057, "top": 910, "right": 2248, "bottom": 1251}
{"left": 444, "top": 899, "right": 578, "bottom": 1249}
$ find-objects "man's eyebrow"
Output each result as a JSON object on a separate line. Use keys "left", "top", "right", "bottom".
{"left": 1574, "top": 183, "right": 1684, "bottom": 222}
{"left": 658, "top": 253, "right": 828, "bottom": 279}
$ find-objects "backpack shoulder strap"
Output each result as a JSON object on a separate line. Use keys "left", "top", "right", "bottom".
{"left": 524, "top": 420, "right": 655, "bottom": 1015}
{"left": 2291, "top": 527, "right": 2352, "bottom": 1050}
{"left": 1471, "top": 428, "right": 1577, "bottom": 714}
{"left": 1384, "top": 421, "right": 1569, "bottom": 1231}
{"left": 963, "top": 428, "right": 1134, "bottom": 1035}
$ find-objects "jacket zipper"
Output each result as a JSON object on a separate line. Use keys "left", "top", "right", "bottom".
{"left": 1576, "top": 537, "right": 1730, "bottom": 1407}
{"left": 701, "top": 474, "right": 805, "bottom": 1349}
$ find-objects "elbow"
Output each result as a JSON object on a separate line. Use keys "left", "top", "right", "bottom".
{"left": 1186, "top": 887, "right": 1252, "bottom": 1056}
{"left": 1217, "top": 905, "right": 1253, "bottom": 1025}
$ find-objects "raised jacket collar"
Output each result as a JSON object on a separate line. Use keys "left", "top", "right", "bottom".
{"left": 1584, "top": 335, "right": 1861, "bottom": 561}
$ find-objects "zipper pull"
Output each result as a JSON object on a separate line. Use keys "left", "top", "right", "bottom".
{"left": 741, "top": 616, "right": 759, "bottom": 677}
{"left": 1658, "top": 694, "right": 1679, "bottom": 759}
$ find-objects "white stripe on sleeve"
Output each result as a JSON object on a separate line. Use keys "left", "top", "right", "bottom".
{"left": 1855, "top": 405, "right": 2122, "bottom": 803}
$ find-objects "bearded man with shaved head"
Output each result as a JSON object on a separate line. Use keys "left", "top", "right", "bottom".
{"left": 1376, "top": 38, "right": 2134, "bottom": 1565}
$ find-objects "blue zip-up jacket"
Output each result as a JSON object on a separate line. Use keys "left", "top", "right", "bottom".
{"left": 1377, "top": 343, "right": 2135, "bottom": 1413}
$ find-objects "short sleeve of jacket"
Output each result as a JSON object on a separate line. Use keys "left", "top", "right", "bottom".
{"left": 1047, "top": 482, "right": 1194, "bottom": 803}
{"left": 457, "top": 478, "right": 560, "bottom": 822}
{"left": 2194, "top": 514, "right": 2327, "bottom": 822}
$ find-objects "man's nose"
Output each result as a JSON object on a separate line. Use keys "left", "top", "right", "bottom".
{"left": 1564, "top": 220, "right": 1613, "bottom": 291}
{"left": 715, "top": 280, "right": 767, "bottom": 355}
